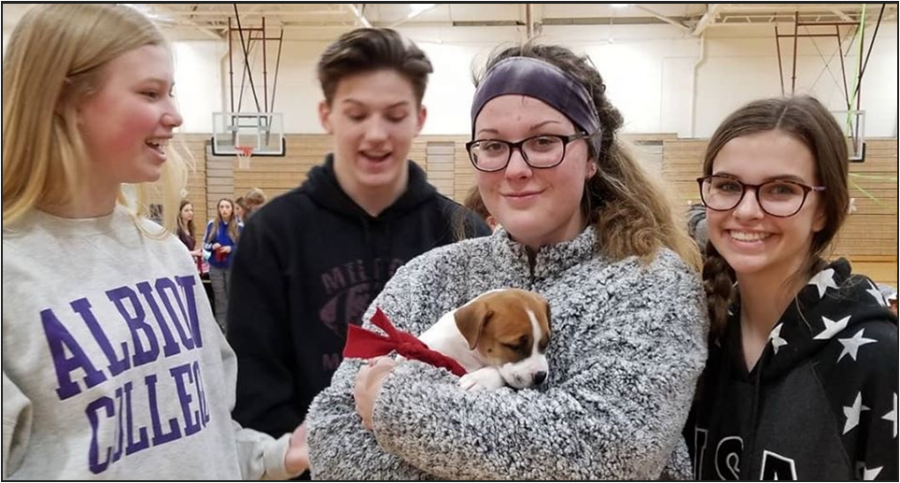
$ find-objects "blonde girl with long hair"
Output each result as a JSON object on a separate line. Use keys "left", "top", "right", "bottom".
{"left": 203, "top": 198, "right": 242, "bottom": 331}
{"left": 2, "top": 4, "right": 306, "bottom": 479}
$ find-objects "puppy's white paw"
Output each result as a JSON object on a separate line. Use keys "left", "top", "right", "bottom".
{"left": 459, "top": 367, "right": 505, "bottom": 391}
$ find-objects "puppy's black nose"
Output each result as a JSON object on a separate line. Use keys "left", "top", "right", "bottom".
{"left": 533, "top": 371, "right": 547, "bottom": 385}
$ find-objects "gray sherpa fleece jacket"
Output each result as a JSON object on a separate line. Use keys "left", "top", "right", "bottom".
{"left": 306, "top": 226, "right": 708, "bottom": 480}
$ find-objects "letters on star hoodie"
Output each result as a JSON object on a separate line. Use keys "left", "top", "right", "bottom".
{"left": 686, "top": 259, "right": 898, "bottom": 480}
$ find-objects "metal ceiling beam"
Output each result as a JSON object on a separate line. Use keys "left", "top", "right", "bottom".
{"left": 831, "top": 9, "right": 854, "bottom": 22}
{"left": 721, "top": 4, "right": 867, "bottom": 14}
{"left": 388, "top": 4, "right": 439, "bottom": 29}
{"left": 692, "top": 4, "right": 721, "bottom": 36}
{"left": 632, "top": 4, "right": 690, "bottom": 31}
{"left": 346, "top": 4, "right": 372, "bottom": 28}
{"left": 149, "top": 10, "right": 349, "bottom": 17}
{"left": 149, "top": 4, "right": 223, "bottom": 40}
{"left": 543, "top": 16, "right": 693, "bottom": 26}
{"left": 707, "top": 11, "right": 869, "bottom": 26}
{"left": 142, "top": 4, "right": 895, "bottom": 37}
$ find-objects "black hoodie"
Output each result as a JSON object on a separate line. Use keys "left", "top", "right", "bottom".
{"left": 686, "top": 259, "right": 898, "bottom": 480}
{"left": 227, "top": 155, "right": 490, "bottom": 439}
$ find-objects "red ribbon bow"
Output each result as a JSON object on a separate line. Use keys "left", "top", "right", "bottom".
{"left": 343, "top": 308, "right": 467, "bottom": 377}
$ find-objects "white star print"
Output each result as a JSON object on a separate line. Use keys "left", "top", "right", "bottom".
{"left": 866, "top": 281, "right": 889, "bottom": 307}
{"left": 857, "top": 463, "right": 883, "bottom": 480}
{"left": 769, "top": 323, "right": 788, "bottom": 354}
{"left": 814, "top": 315, "right": 851, "bottom": 340}
{"left": 808, "top": 268, "right": 838, "bottom": 298}
{"left": 843, "top": 392, "right": 870, "bottom": 434}
{"left": 883, "top": 393, "right": 897, "bottom": 439}
{"left": 837, "top": 329, "right": 877, "bottom": 362}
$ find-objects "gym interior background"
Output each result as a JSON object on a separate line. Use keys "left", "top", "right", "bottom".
{"left": 3, "top": 3, "right": 896, "bottom": 286}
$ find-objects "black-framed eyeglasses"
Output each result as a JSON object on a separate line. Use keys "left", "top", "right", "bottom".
{"left": 697, "top": 175, "right": 826, "bottom": 218}
{"left": 466, "top": 132, "right": 590, "bottom": 173}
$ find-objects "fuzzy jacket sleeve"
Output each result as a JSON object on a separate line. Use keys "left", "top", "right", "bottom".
{"left": 307, "top": 244, "right": 707, "bottom": 480}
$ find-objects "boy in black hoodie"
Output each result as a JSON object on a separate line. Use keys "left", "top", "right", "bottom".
{"left": 226, "top": 28, "right": 490, "bottom": 475}
{"left": 687, "top": 96, "right": 897, "bottom": 480}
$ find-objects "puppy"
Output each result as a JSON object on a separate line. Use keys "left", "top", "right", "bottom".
{"left": 418, "top": 288, "right": 551, "bottom": 391}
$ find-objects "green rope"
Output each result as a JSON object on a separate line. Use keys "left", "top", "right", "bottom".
{"left": 849, "top": 178, "right": 890, "bottom": 210}
{"left": 849, "top": 172, "right": 898, "bottom": 182}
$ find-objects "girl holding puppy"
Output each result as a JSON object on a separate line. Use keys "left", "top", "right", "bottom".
{"left": 305, "top": 43, "right": 707, "bottom": 480}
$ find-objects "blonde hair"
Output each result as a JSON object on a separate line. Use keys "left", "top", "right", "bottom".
{"left": 207, "top": 199, "right": 241, "bottom": 245}
{"left": 243, "top": 188, "right": 267, "bottom": 216}
{"left": 588, "top": 140, "right": 702, "bottom": 272}
{"left": 2, "top": 4, "right": 187, "bottom": 233}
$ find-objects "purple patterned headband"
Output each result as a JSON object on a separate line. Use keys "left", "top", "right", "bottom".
{"left": 471, "top": 56, "right": 601, "bottom": 138}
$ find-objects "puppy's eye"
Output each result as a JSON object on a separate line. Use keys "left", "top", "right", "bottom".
{"left": 503, "top": 339, "right": 528, "bottom": 351}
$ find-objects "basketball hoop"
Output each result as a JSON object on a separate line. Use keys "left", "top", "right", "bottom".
{"left": 235, "top": 145, "right": 254, "bottom": 170}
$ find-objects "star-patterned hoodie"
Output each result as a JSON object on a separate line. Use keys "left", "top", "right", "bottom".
{"left": 686, "top": 258, "right": 898, "bottom": 480}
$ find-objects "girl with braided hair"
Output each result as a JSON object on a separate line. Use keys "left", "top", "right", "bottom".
{"left": 686, "top": 96, "right": 897, "bottom": 480}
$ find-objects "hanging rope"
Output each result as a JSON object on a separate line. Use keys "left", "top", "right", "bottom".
{"left": 233, "top": 4, "right": 262, "bottom": 112}
{"left": 847, "top": 4, "right": 866, "bottom": 115}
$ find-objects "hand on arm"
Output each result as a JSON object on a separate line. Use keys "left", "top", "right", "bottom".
{"left": 354, "top": 358, "right": 398, "bottom": 430}
{"left": 284, "top": 422, "right": 310, "bottom": 475}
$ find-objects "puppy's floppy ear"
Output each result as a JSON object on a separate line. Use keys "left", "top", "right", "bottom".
{"left": 544, "top": 301, "right": 552, "bottom": 330}
{"left": 455, "top": 301, "right": 493, "bottom": 350}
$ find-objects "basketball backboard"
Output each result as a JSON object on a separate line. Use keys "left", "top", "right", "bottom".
{"left": 210, "top": 112, "right": 285, "bottom": 157}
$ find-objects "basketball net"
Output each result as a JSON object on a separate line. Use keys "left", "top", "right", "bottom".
{"left": 236, "top": 145, "right": 254, "bottom": 170}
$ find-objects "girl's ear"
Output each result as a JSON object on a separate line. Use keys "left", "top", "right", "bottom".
{"left": 812, "top": 204, "right": 827, "bottom": 233}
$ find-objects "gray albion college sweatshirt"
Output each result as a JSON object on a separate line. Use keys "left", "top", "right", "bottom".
{"left": 306, "top": 226, "right": 708, "bottom": 479}
{"left": 2, "top": 207, "right": 293, "bottom": 479}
